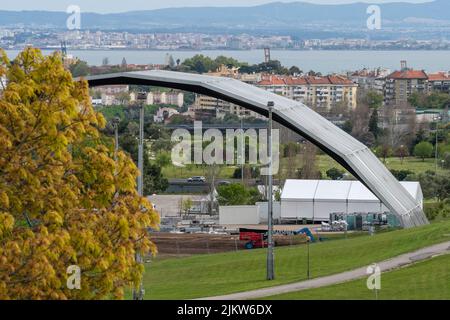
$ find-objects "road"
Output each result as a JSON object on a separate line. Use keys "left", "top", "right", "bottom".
{"left": 199, "top": 240, "right": 450, "bottom": 300}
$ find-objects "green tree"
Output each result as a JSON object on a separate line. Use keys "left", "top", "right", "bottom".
{"left": 119, "top": 134, "right": 169, "bottom": 194}
{"left": 364, "top": 91, "right": 383, "bottom": 109}
{"left": 0, "top": 48, "right": 159, "bottom": 299}
{"left": 368, "top": 108, "right": 380, "bottom": 139}
{"left": 414, "top": 141, "right": 434, "bottom": 161}
{"left": 326, "top": 167, "right": 345, "bottom": 180}
{"left": 217, "top": 183, "right": 262, "bottom": 206}
{"left": 390, "top": 169, "right": 413, "bottom": 181}
{"left": 69, "top": 60, "right": 89, "bottom": 77}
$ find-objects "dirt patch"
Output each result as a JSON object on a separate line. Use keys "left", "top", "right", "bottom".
{"left": 151, "top": 232, "right": 308, "bottom": 255}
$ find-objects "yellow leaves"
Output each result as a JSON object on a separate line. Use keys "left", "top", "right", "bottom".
{"left": 0, "top": 48, "right": 161, "bottom": 300}
{"left": 0, "top": 213, "right": 14, "bottom": 239}
{"left": 0, "top": 191, "right": 10, "bottom": 209}
{"left": 43, "top": 211, "right": 64, "bottom": 229}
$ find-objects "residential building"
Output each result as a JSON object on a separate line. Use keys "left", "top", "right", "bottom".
{"left": 94, "top": 85, "right": 129, "bottom": 95}
{"left": 146, "top": 91, "right": 184, "bottom": 108}
{"left": 427, "top": 72, "right": 450, "bottom": 94}
{"left": 384, "top": 61, "right": 429, "bottom": 106}
{"left": 349, "top": 68, "right": 390, "bottom": 94}
{"left": 153, "top": 107, "right": 180, "bottom": 123}
{"left": 257, "top": 74, "right": 358, "bottom": 109}
{"left": 193, "top": 94, "right": 264, "bottom": 119}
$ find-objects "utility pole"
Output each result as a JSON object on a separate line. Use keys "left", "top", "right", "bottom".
{"left": 267, "top": 101, "right": 275, "bottom": 281}
{"left": 241, "top": 117, "right": 244, "bottom": 184}
{"left": 113, "top": 117, "right": 120, "bottom": 162}
{"left": 434, "top": 116, "right": 440, "bottom": 174}
{"left": 133, "top": 97, "right": 145, "bottom": 300}
{"left": 307, "top": 238, "right": 310, "bottom": 280}
{"left": 138, "top": 103, "right": 144, "bottom": 197}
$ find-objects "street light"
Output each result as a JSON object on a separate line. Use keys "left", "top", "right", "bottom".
{"left": 133, "top": 93, "right": 146, "bottom": 300}
{"left": 267, "top": 101, "right": 275, "bottom": 281}
{"left": 433, "top": 116, "right": 442, "bottom": 174}
{"left": 112, "top": 116, "right": 121, "bottom": 162}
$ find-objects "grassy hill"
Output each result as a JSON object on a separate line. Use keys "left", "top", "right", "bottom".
{"left": 135, "top": 220, "right": 450, "bottom": 299}
{"left": 264, "top": 253, "right": 450, "bottom": 300}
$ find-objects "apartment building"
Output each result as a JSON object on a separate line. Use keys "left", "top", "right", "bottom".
{"left": 428, "top": 72, "right": 450, "bottom": 94}
{"left": 257, "top": 74, "right": 358, "bottom": 109}
{"left": 146, "top": 91, "right": 184, "bottom": 108}
{"left": 193, "top": 94, "right": 264, "bottom": 119}
{"left": 385, "top": 64, "right": 429, "bottom": 106}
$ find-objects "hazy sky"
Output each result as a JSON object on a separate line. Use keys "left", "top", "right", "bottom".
{"left": 0, "top": 0, "right": 432, "bottom": 13}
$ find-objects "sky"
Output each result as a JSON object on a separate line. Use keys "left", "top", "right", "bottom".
{"left": 0, "top": 0, "right": 432, "bottom": 13}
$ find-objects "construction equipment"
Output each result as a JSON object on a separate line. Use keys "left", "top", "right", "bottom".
{"left": 294, "top": 228, "right": 316, "bottom": 242}
{"left": 239, "top": 228, "right": 267, "bottom": 249}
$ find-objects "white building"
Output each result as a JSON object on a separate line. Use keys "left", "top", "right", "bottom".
{"left": 280, "top": 179, "right": 423, "bottom": 222}
{"left": 153, "top": 107, "right": 179, "bottom": 123}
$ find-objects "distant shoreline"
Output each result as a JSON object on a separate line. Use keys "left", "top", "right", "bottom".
{"left": 4, "top": 49, "right": 450, "bottom": 74}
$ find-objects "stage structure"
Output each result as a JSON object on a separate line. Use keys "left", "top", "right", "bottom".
{"left": 82, "top": 70, "right": 429, "bottom": 228}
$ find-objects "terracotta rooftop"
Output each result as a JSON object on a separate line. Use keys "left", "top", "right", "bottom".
{"left": 258, "top": 74, "right": 355, "bottom": 86}
{"left": 428, "top": 72, "right": 450, "bottom": 81}
{"left": 388, "top": 70, "right": 428, "bottom": 80}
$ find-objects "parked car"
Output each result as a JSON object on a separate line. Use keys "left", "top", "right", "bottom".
{"left": 187, "top": 176, "right": 206, "bottom": 183}
{"left": 217, "top": 180, "right": 231, "bottom": 186}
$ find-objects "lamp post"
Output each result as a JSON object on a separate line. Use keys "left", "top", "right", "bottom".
{"left": 241, "top": 117, "right": 244, "bottom": 184}
{"left": 306, "top": 238, "right": 310, "bottom": 280}
{"left": 113, "top": 117, "right": 121, "bottom": 162}
{"left": 133, "top": 94, "right": 146, "bottom": 300}
{"left": 434, "top": 118, "right": 438, "bottom": 174}
{"left": 267, "top": 101, "right": 275, "bottom": 281}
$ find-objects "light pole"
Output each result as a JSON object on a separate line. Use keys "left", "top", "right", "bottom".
{"left": 113, "top": 117, "right": 121, "bottom": 162}
{"left": 133, "top": 96, "right": 146, "bottom": 300}
{"left": 241, "top": 117, "right": 244, "bottom": 184}
{"left": 267, "top": 101, "right": 275, "bottom": 281}
{"left": 433, "top": 116, "right": 442, "bottom": 174}
{"left": 306, "top": 238, "right": 310, "bottom": 280}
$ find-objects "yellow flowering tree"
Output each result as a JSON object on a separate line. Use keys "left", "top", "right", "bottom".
{"left": 0, "top": 48, "right": 159, "bottom": 299}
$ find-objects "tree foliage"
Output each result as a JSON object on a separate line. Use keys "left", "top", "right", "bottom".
{"left": 0, "top": 48, "right": 159, "bottom": 299}
{"left": 217, "top": 183, "right": 262, "bottom": 206}
{"left": 413, "top": 141, "right": 434, "bottom": 161}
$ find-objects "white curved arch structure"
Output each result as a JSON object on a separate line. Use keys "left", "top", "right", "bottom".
{"left": 83, "top": 70, "right": 428, "bottom": 228}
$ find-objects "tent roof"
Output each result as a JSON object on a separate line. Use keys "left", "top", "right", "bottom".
{"left": 281, "top": 179, "right": 421, "bottom": 202}
{"left": 282, "top": 179, "right": 319, "bottom": 200}
{"left": 314, "top": 180, "right": 353, "bottom": 201}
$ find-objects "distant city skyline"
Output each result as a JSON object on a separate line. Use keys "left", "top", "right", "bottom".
{"left": 0, "top": 0, "right": 433, "bottom": 13}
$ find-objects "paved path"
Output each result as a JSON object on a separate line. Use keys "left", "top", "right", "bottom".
{"left": 200, "top": 241, "right": 450, "bottom": 300}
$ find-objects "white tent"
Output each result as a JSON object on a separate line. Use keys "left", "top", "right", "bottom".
{"left": 347, "top": 181, "right": 382, "bottom": 213}
{"left": 280, "top": 179, "right": 423, "bottom": 221}
{"left": 281, "top": 180, "right": 319, "bottom": 219}
{"left": 313, "top": 181, "right": 353, "bottom": 220}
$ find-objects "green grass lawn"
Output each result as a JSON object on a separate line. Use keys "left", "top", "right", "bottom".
{"left": 313, "top": 155, "right": 443, "bottom": 177}
{"left": 162, "top": 165, "right": 237, "bottom": 179}
{"left": 264, "top": 253, "right": 450, "bottom": 300}
{"left": 161, "top": 155, "right": 444, "bottom": 180}
{"left": 133, "top": 220, "right": 450, "bottom": 300}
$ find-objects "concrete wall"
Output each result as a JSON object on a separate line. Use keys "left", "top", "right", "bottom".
{"left": 219, "top": 205, "right": 260, "bottom": 225}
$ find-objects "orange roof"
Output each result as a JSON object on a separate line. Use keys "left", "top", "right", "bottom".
{"left": 285, "top": 77, "right": 308, "bottom": 85}
{"left": 258, "top": 75, "right": 354, "bottom": 86}
{"left": 388, "top": 70, "right": 428, "bottom": 80}
{"left": 328, "top": 75, "right": 354, "bottom": 85}
{"left": 305, "top": 76, "right": 330, "bottom": 85}
{"left": 428, "top": 72, "right": 450, "bottom": 81}
{"left": 258, "top": 75, "right": 286, "bottom": 86}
